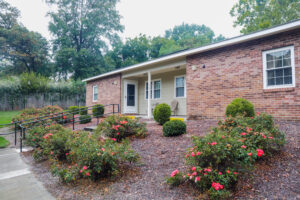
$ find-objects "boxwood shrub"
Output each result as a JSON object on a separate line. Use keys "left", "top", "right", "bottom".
{"left": 79, "top": 106, "right": 88, "bottom": 115}
{"left": 68, "top": 106, "right": 80, "bottom": 115}
{"left": 92, "top": 104, "right": 104, "bottom": 117}
{"left": 163, "top": 120, "right": 186, "bottom": 137}
{"left": 153, "top": 103, "right": 171, "bottom": 125}
{"left": 225, "top": 98, "right": 255, "bottom": 117}
{"left": 79, "top": 115, "right": 92, "bottom": 124}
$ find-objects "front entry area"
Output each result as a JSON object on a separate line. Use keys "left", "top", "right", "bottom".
{"left": 124, "top": 80, "right": 138, "bottom": 113}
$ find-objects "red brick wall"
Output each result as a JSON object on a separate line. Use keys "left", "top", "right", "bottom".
{"left": 186, "top": 29, "right": 300, "bottom": 123}
{"left": 86, "top": 74, "right": 121, "bottom": 114}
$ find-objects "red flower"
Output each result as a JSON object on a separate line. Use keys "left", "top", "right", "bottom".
{"left": 80, "top": 170, "right": 83, "bottom": 173}
{"left": 195, "top": 176, "right": 201, "bottom": 182}
{"left": 226, "top": 170, "right": 230, "bottom": 174}
{"left": 257, "top": 149, "right": 264, "bottom": 157}
{"left": 66, "top": 153, "right": 69, "bottom": 156}
{"left": 191, "top": 152, "right": 195, "bottom": 157}
{"left": 222, "top": 135, "right": 225, "bottom": 139}
{"left": 212, "top": 182, "right": 224, "bottom": 190}
{"left": 234, "top": 172, "right": 238, "bottom": 175}
{"left": 185, "top": 154, "right": 189, "bottom": 158}
{"left": 192, "top": 167, "right": 196, "bottom": 171}
{"left": 86, "top": 172, "right": 90, "bottom": 176}
{"left": 218, "top": 172, "right": 222, "bottom": 175}
{"left": 83, "top": 166, "right": 87, "bottom": 170}
{"left": 248, "top": 152, "right": 252, "bottom": 156}
{"left": 240, "top": 132, "right": 247, "bottom": 136}
{"left": 117, "top": 132, "right": 119, "bottom": 135}
{"left": 210, "top": 142, "right": 217, "bottom": 146}
{"left": 196, "top": 152, "right": 201, "bottom": 156}
{"left": 112, "top": 138, "right": 116, "bottom": 141}
{"left": 50, "top": 151, "right": 53, "bottom": 155}
{"left": 170, "top": 169, "right": 179, "bottom": 177}
{"left": 192, "top": 172, "right": 197, "bottom": 176}
{"left": 241, "top": 145, "right": 246, "bottom": 149}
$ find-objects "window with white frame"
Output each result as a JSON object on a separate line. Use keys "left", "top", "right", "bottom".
{"left": 175, "top": 76, "right": 185, "bottom": 97}
{"left": 145, "top": 80, "right": 161, "bottom": 99}
{"left": 263, "top": 46, "right": 295, "bottom": 89}
{"left": 93, "top": 85, "right": 98, "bottom": 102}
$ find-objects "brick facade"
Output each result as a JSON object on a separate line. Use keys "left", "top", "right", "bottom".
{"left": 86, "top": 74, "right": 122, "bottom": 114}
{"left": 186, "top": 29, "right": 300, "bottom": 129}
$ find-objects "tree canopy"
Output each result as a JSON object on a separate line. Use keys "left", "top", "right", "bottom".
{"left": 230, "top": 0, "right": 300, "bottom": 34}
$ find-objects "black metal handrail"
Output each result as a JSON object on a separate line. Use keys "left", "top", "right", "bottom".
{"left": 0, "top": 104, "right": 119, "bottom": 152}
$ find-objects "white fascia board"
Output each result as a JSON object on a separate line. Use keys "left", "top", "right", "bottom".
{"left": 83, "top": 20, "right": 300, "bottom": 82}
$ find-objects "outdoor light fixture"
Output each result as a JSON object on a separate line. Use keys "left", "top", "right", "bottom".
{"left": 202, "top": 64, "right": 206, "bottom": 68}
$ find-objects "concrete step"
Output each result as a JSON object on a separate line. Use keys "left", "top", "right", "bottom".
{"left": 84, "top": 126, "right": 97, "bottom": 132}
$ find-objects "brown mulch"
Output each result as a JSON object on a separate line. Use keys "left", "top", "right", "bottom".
{"left": 20, "top": 120, "right": 300, "bottom": 200}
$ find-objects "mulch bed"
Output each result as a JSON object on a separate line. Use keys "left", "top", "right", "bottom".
{"left": 21, "top": 120, "right": 300, "bottom": 200}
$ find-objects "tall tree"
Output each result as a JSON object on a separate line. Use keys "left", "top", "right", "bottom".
{"left": 46, "top": 0, "right": 123, "bottom": 79}
{"left": 230, "top": 0, "right": 300, "bottom": 34}
{"left": 0, "top": 0, "right": 50, "bottom": 76}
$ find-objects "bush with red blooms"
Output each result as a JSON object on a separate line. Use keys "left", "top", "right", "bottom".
{"left": 95, "top": 114, "right": 148, "bottom": 141}
{"left": 167, "top": 113, "right": 285, "bottom": 199}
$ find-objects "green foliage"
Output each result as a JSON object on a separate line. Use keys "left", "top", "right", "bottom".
{"left": 46, "top": 0, "right": 123, "bottom": 79}
{"left": 68, "top": 106, "right": 79, "bottom": 115}
{"left": 79, "top": 115, "right": 91, "bottom": 124}
{"left": 167, "top": 113, "right": 285, "bottom": 199}
{"left": 230, "top": 0, "right": 300, "bottom": 34}
{"left": 165, "top": 170, "right": 184, "bottom": 186}
{"left": 27, "top": 123, "right": 139, "bottom": 183}
{"left": 95, "top": 114, "right": 148, "bottom": 141}
{"left": 19, "top": 72, "right": 49, "bottom": 94}
{"left": 225, "top": 98, "right": 255, "bottom": 117}
{"left": 79, "top": 106, "right": 88, "bottom": 115}
{"left": 92, "top": 104, "right": 104, "bottom": 117}
{"left": 153, "top": 103, "right": 171, "bottom": 125}
{"left": 0, "top": 136, "right": 9, "bottom": 148}
{"left": 163, "top": 120, "right": 186, "bottom": 137}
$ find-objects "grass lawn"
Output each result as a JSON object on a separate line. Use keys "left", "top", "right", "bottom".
{"left": 0, "top": 110, "right": 21, "bottom": 128}
{"left": 0, "top": 136, "right": 10, "bottom": 148}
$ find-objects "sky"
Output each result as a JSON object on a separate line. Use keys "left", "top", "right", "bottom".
{"left": 6, "top": 0, "right": 241, "bottom": 41}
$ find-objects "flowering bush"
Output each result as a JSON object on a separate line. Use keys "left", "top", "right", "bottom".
{"left": 95, "top": 115, "right": 148, "bottom": 141}
{"left": 167, "top": 113, "right": 285, "bottom": 199}
{"left": 27, "top": 123, "right": 139, "bottom": 183}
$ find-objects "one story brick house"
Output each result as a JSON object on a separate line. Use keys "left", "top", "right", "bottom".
{"left": 83, "top": 20, "right": 300, "bottom": 133}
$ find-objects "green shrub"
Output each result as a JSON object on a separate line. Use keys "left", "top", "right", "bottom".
{"left": 225, "top": 98, "right": 255, "bottom": 117}
{"left": 167, "top": 113, "right": 285, "bottom": 199}
{"left": 163, "top": 120, "right": 186, "bottom": 137}
{"left": 68, "top": 106, "right": 80, "bottom": 114}
{"left": 95, "top": 114, "right": 148, "bottom": 141}
{"left": 92, "top": 104, "right": 104, "bottom": 117}
{"left": 153, "top": 103, "right": 171, "bottom": 125}
{"left": 79, "top": 115, "right": 91, "bottom": 124}
{"left": 79, "top": 106, "right": 88, "bottom": 115}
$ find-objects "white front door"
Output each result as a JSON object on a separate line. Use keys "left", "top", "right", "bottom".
{"left": 124, "top": 80, "right": 138, "bottom": 113}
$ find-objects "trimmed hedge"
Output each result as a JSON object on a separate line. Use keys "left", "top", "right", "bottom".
{"left": 79, "top": 106, "right": 88, "bottom": 115}
{"left": 68, "top": 106, "right": 80, "bottom": 114}
{"left": 79, "top": 115, "right": 91, "bottom": 124}
{"left": 163, "top": 120, "right": 186, "bottom": 137}
{"left": 225, "top": 98, "right": 255, "bottom": 117}
{"left": 153, "top": 103, "right": 171, "bottom": 125}
{"left": 92, "top": 104, "right": 104, "bottom": 117}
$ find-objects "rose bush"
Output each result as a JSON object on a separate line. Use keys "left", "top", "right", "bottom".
{"left": 95, "top": 115, "right": 148, "bottom": 141}
{"left": 167, "top": 113, "right": 285, "bottom": 199}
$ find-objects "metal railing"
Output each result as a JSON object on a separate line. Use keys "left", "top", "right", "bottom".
{"left": 0, "top": 104, "right": 119, "bottom": 152}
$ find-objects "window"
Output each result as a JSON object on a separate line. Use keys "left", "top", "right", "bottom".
{"left": 145, "top": 80, "right": 161, "bottom": 99}
{"left": 263, "top": 46, "right": 295, "bottom": 89}
{"left": 175, "top": 76, "right": 185, "bottom": 97}
{"left": 93, "top": 85, "right": 98, "bottom": 102}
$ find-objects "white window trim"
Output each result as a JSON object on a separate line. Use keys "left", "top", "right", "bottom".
{"left": 145, "top": 79, "right": 161, "bottom": 100}
{"left": 174, "top": 75, "right": 186, "bottom": 98}
{"left": 262, "top": 46, "right": 296, "bottom": 89}
{"left": 92, "top": 85, "right": 98, "bottom": 102}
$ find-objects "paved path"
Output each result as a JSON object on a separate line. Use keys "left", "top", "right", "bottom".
{"left": 0, "top": 148, "right": 55, "bottom": 200}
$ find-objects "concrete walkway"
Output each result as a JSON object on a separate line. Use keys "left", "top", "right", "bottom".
{"left": 0, "top": 148, "right": 55, "bottom": 200}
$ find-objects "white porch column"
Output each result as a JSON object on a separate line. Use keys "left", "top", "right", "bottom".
{"left": 147, "top": 71, "right": 151, "bottom": 118}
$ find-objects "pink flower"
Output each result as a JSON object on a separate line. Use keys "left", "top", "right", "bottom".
{"left": 196, "top": 152, "right": 201, "bottom": 156}
{"left": 192, "top": 167, "right": 196, "bottom": 171}
{"left": 83, "top": 166, "right": 87, "bottom": 170}
{"left": 227, "top": 170, "right": 230, "bottom": 174}
{"left": 248, "top": 152, "right": 252, "bottom": 156}
{"left": 234, "top": 172, "right": 238, "bottom": 175}
{"left": 101, "top": 148, "right": 105, "bottom": 152}
{"left": 185, "top": 154, "right": 189, "bottom": 158}
{"left": 192, "top": 172, "right": 197, "bottom": 176}
{"left": 112, "top": 138, "right": 116, "bottom": 141}
{"left": 219, "top": 172, "right": 222, "bottom": 175}
{"left": 207, "top": 169, "right": 211, "bottom": 172}
{"left": 68, "top": 166, "right": 71, "bottom": 169}
{"left": 50, "top": 151, "right": 53, "bottom": 155}
{"left": 66, "top": 153, "right": 69, "bottom": 156}
{"left": 117, "top": 132, "right": 119, "bottom": 135}
{"left": 222, "top": 135, "right": 225, "bottom": 139}
{"left": 257, "top": 149, "right": 264, "bottom": 157}
{"left": 191, "top": 152, "right": 195, "bottom": 157}
{"left": 170, "top": 169, "right": 179, "bottom": 177}
{"left": 195, "top": 176, "right": 201, "bottom": 182}
{"left": 240, "top": 132, "right": 247, "bottom": 136}
{"left": 204, "top": 173, "right": 207, "bottom": 175}
{"left": 80, "top": 170, "right": 83, "bottom": 173}
{"left": 210, "top": 142, "right": 217, "bottom": 146}
{"left": 212, "top": 182, "right": 224, "bottom": 190}
{"left": 268, "top": 136, "right": 273, "bottom": 139}
{"left": 86, "top": 172, "right": 90, "bottom": 176}
{"left": 256, "top": 112, "right": 261, "bottom": 116}
{"left": 241, "top": 145, "right": 246, "bottom": 149}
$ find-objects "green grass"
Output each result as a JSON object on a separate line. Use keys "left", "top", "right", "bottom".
{"left": 0, "top": 110, "right": 21, "bottom": 128}
{"left": 0, "top": 136, "right": 10, "bottom": 148}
